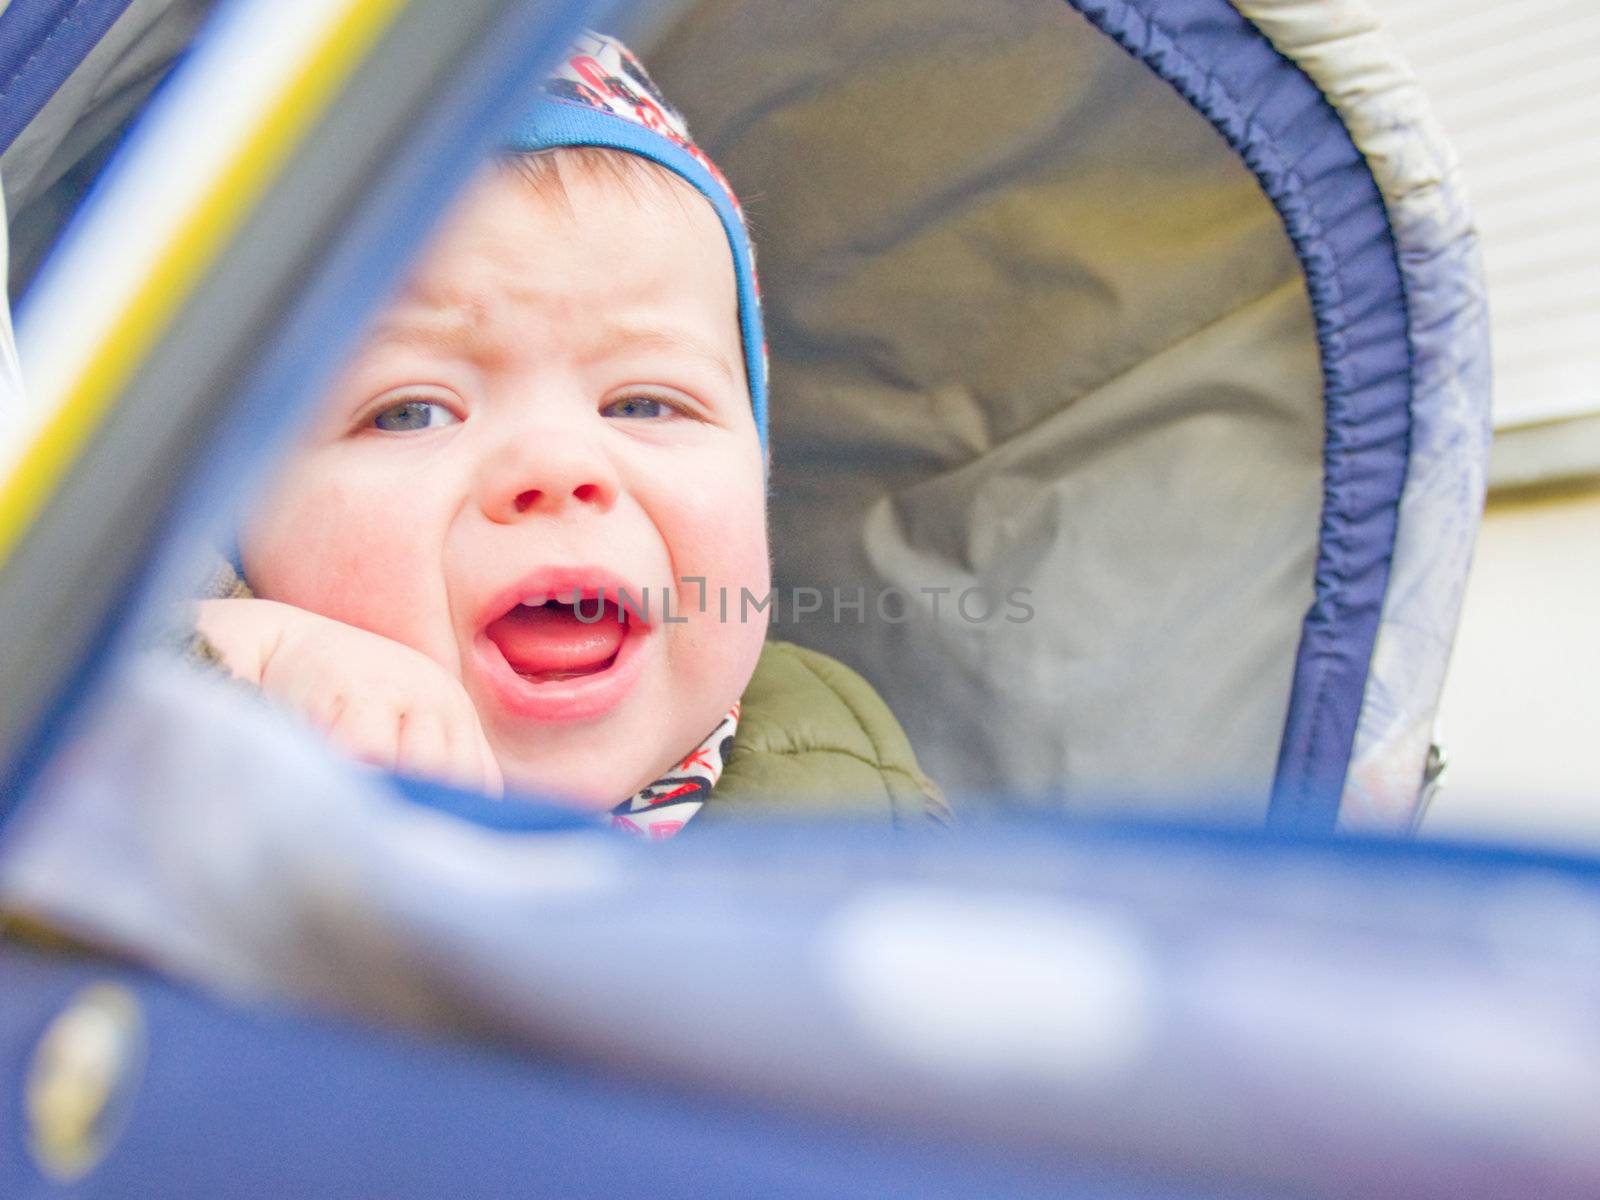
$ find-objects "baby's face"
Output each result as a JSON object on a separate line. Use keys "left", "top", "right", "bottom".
{"left": 241, "top": 159, "right": 770, "bottom": 807}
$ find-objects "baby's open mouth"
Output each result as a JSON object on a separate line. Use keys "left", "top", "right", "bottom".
{"left": 484, "top": 595, "right": 628, "bottom": 682}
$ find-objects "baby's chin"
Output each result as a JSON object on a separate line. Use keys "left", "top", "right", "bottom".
{"left": 496, "top": 753, "right": 659, "bottom": 814}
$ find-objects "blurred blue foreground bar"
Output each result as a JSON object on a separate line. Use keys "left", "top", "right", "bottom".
{"left": 0, "top": 934, "right": 1233, "bottom": 1200}
{"left": 4, "top": 810, "right": 1599, "bottom": 1199}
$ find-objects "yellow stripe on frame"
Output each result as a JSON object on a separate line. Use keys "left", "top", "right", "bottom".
{"left": 0, "top": 0, "right": 410, "bottom": 570}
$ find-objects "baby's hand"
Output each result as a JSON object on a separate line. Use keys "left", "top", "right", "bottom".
{"left": 195, "top": 598, "right": 503, "bottom": 796}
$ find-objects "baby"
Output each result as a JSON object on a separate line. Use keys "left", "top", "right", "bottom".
{"left": 196, "top": 35, "right": 943, "bottom": 836}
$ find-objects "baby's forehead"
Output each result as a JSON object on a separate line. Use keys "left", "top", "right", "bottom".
{"left": 372, "top": 177, "right": 736, "bottom": 343}
{"left": 415, "top": 168, "right": 723, "bottom": 289}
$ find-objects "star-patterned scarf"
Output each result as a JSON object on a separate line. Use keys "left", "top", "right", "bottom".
{"left": 609, "top": 703, "right": 738, "bottom": 840}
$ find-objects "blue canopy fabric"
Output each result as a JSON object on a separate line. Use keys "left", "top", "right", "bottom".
{"left": 1073, "top": 0, "right": 1490, "bottom": 830}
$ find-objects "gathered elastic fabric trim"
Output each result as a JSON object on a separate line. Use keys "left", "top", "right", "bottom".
{"left": 0, "top": 0, "right": 138, "bottom": 157}
{"left": 1232, "top": 0, "right": 1492, "bottom": 832}
{"left": 1066, "top": 0, "right": 1413, "bottom": 832}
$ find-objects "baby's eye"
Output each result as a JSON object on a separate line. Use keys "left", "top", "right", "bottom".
{"left": 371, "top": 398, "right": 461, "bottom": 432}
{"left": 602, "top": 395, "right": 673, "bottom": 420}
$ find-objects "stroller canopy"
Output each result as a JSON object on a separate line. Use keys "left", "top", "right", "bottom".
{"left": 0, "top": 0, "right": 1490, "bottom": 833}
{"left": 649, "top": 0, "right": 1491, "bottom": 831}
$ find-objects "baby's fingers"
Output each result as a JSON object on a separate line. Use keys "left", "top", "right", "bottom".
{"left": 325, "top": 699, "right": 403, "bottom": 773}
{"left": 400, "top": 707, "right": 494, "bottom": 795}
{"left": 442, "top": 703, "right": 503, "bottom": 798}
{"left": 473, "top": 725, "right": 504, "bottom": 799}
{"left": 436, "top": 691, "right": 502, "bottom": 798}
{"left": 395, "top": 709, "right": 455, "bottom": 785}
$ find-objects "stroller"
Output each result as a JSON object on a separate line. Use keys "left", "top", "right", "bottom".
{"left": 0, "top": 0, "right": 1490, "bottom": 834}
{"left": 6, "top": 2, "right": 1590, "bottom": 1198}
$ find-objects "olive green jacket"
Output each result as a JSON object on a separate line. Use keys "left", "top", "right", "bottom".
{"left": 710, "top": 640, "right": 950, "bottom": 829}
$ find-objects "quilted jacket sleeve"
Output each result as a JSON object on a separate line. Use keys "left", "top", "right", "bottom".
{"left": 705, "top": 640, "right": 951, "bottom": 829}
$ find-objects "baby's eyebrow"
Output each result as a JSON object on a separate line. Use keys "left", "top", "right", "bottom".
{"left": 367, "top": 300, "right": 486, "bottom": 355}
{"left": 600, "top": 324, "right": 741, "bottom": 388}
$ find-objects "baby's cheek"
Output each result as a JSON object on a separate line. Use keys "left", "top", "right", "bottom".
{"left": 670, "top": 463, "right": 768, "bottom": 586}
{"left": 672, "top": 495, "right": 770, "bottom": 690}
{"left": 243, "top": 472, "right": 447, "bottom": 657}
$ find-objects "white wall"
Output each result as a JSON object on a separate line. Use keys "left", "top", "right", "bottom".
{"left": 1424, "top": 489, "right": 1600, "bottom": 849}
{"left": 1367, "top": 0, "right": 1600, "bottom": 432}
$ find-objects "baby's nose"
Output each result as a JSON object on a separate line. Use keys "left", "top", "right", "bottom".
{"left": 483, "top": 434, "right": 619, "bottom": 521}
{"left": 513, "top": 480, "right": 608, "bottom": 513}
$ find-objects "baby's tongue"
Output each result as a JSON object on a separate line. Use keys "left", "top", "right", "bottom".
{"left": 486, "top": 603, "right": 624, "bottom": 678}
